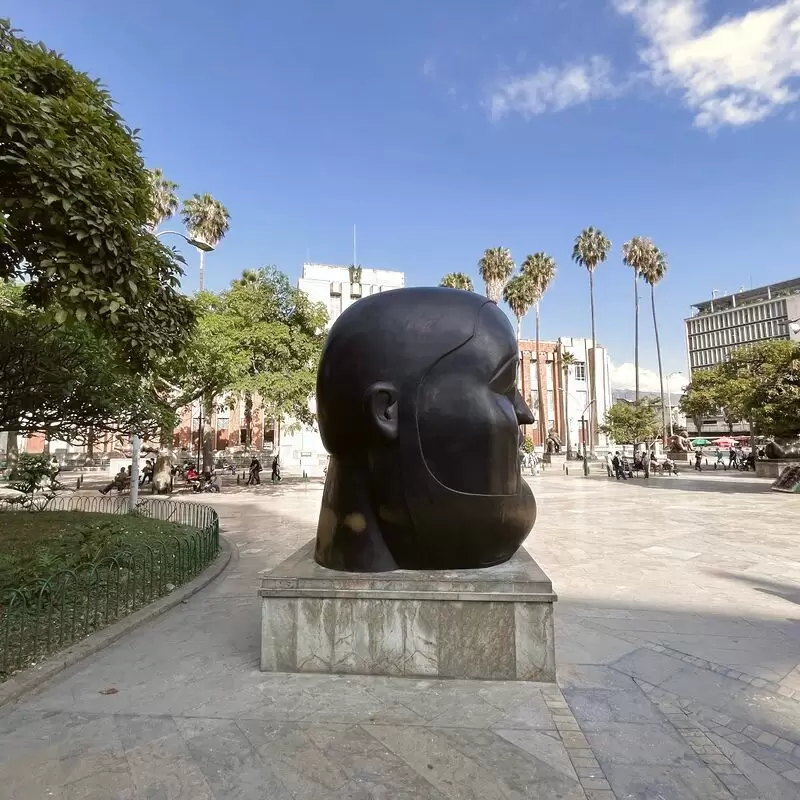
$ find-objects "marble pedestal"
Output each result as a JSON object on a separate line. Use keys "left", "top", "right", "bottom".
{"left": 259, "top": 541, "right": 557, "bottom": 682}
{"left": 543, "top": 453, "right": 566, "bottom": 472}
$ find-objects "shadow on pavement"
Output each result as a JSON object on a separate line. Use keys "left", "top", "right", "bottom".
{"left": 704, "top": 569, "right": 800, "bottom": 608}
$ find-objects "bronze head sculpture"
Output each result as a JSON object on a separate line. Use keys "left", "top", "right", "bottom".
{"left": 314, "top": 287, "right": 537, "bottom": 572}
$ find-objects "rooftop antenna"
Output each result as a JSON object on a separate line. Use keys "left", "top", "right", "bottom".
{"left": 353, "top": 224, "right": 357, "bottom": 267}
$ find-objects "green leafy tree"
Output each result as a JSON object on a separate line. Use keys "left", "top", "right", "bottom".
{"left": 680, "top": 369, "right": 723, "bottom": 435}
{"left": 0, "top": 20, "right": 194, "bottom": 364}
{"left": 601, "top": 399, "right": 662, "bottom": 447}
{"left": 640, "top": 245, "right": 668, "bottom": 441}
{"left": 181, "top": 193, "right": 231, "bottom": 291}
{"left": 478, "top": 247, "right": 514, "bottom": 303}
{"left": 439, "top": 272, "right": 474, "bottom": 291}
{"left": 173, "top": 267, "right": 328, "bottom": 471}
{"left": 521, "top": 253, "right": 557, "bottom": 444}
{"left": 720, "top": 341, "right": 800, "bottom": 440}
{"left": 572, "top": 226, "right": 611, "bottom": 444}
{"left": 146, "top": 168, "right": 179, "bottom": 232}
{"left": 621, "top": 236, "right": 655, "bottom": 402}
{"left": 0, "top": 287, "right": 174, "bottom": 445}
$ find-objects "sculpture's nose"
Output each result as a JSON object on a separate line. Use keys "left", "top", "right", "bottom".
{"left": 514, "top": 390, "right": 534, "bottom": 426}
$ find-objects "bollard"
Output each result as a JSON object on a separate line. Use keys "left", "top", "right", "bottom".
{"left": 237, "top": 474, "right": 240, "bottom": 485}
{"left": 77, "top": 474, "right": 83, "bottom": 490}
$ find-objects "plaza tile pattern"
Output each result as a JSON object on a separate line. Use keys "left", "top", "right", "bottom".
{"left": 1, "top": 471, "right": 799, "bottom": 798}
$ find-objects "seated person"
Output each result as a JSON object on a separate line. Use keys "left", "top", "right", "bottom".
{"left": 185, "top": 466, "right": 199, "bottom": 483}
{"left": 662, "top": 457, "right": 677, "bottom": 475}
{"left": 99, "top": 468, "right": 130, "bottom": 494}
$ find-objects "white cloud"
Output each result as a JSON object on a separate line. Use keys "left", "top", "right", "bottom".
{"left": 489, "top": 56, "right": 615, "bottom": 119}
{"left": 614, "top": 0, "right": 800, "bottom": 127}
{"left": 610, "top": 362, "right": 688, "bottom": 393}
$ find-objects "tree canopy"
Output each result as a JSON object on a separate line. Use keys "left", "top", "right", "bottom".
{"left": 681, "top": 340, "right": 800, "bottom": 440}
{"left": 601, "top": 399, "right": 662, "bottom": 446}
{"left": 176, "top": 267, "right": 328, "bottom": 423}
{"left": 0, "top": 285, "right": 174, "bottom": 442}
{"left": 0, "top": 20, "right": 194, "bottom": 363}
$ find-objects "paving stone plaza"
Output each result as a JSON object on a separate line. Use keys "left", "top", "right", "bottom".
{"left": 1, "top": 471, "right": 799, "bottom": 799}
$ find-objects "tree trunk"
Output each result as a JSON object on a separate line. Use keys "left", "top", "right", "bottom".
{"left": 198, "top": 248, "right": 206, "bottom": 292}
{"left": 5, "top": 431, "right": 18, "bottom": 468}
{"left": 153, "top": 424, "right": 174, "bottom": 495}
{"left": 651, "top": 284, "right": 666, "bottom": 445}
{"left": 634, "top": 269, "right": 640, "bottom": 403}
{"left": 535, "top": 303, "right": 546, "bottom": 446}
{"left": 202, "top": 395, "right": 214, "bottom": 471}
{"left": 588, "top": 269, "right": 597, "bottom": 448}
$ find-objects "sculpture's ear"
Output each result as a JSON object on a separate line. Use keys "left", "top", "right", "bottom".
{"left": 365, "top": 382, "right": 399, "bottom": 441}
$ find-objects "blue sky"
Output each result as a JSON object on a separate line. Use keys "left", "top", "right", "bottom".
{"left": 8, "top": 0, "right": 800, "bottom": 389}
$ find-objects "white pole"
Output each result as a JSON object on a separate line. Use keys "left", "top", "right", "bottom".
{"left": 129, "top": 434, "right": 140, "bottom": 512}
{"left": 353, "top": 224, "right": 357, "bottom": 267}
{"left": 667, "top": 384, "right": 673, "bottom": 437}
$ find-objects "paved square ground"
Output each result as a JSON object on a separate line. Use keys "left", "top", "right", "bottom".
{"left": 1, "top": 471, "right": 799, "bottom": 799}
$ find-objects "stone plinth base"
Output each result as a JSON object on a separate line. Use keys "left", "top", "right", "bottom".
{"left": 756, "top": 459, "right": 799, "bottom": 479}
{"left": 543, "top": 453, "right": 566, "bottom": 471}
{"left": 259, "top": 541, "right": 557, "bottom": 682}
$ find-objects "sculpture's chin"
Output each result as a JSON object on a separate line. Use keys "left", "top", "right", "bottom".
{"left": 388, "top": 473, "right": 537, "bottom": 571}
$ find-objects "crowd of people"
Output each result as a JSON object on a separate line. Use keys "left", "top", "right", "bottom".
{"left": 606, "top": 450, "right": 678, "bottom": 480}
{"left": 700, "top": 446, "right": 756, "bottom": 472}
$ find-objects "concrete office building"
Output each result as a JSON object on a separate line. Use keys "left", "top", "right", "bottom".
{"left": 297, "top": 263, "right": 405, "bottom": 327}
{"left": 684, "top": 278, "right": 800, "bottom": 435}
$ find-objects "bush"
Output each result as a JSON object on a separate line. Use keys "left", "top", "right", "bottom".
{"left": 7, "top": 454, "right": 53, "bottom": 494}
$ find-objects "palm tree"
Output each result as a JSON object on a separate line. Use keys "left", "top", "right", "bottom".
{"left": 522, "top": 253, "right": 557, "bottom": 446}
{"left": 641, "top": 245, "right": 668, "bottom": 442}
{"left": 478, "top": 247, "right": 514, "bottom": 303}
{"left": 572, "top": 227, "right": 611, "bottom": 446}
{"left": 181, "top": 193, "right": 231, "bottom": 291}
{"left": 440, "top": 272, "right": 474, "bottom": 291}
{"left": 502, "top": 273, "right": 535, "bottom": 341}
{"left": 621, "top": 236, "right": 655, "bottom": 404}
{"left": 146, "top": 168, "right": 179, "bottom": 232}
{"left": 560, "top": 349, "right": 577, "bottom": 455}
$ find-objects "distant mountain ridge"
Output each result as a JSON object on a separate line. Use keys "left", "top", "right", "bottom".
{"left": 611, "top": 389, "right": 663, "bottom": 402}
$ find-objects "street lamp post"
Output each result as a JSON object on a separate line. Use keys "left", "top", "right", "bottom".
{"left": 156, "top": 230, "right": 214, "bottom": 252}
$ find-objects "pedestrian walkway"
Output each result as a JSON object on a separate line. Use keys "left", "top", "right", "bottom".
{"left": 1, "top": 474, "right": 799, "bottom": 799}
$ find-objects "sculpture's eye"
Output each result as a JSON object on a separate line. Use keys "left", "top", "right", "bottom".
{"left": 490, "top": 360, "right": 518, "bottom": 397}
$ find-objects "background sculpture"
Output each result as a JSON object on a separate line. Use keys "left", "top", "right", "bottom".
{"left": 765, "top": 438, "right": 800, "bottom": 459}
{"left": 314, "top": 287, "right": 537, "bottom": 572}
{"left": 545, "top": 428, "right": 562, "bottom": 454}
{"left": 667, "top": 426, "right": 692, "bottom": 453}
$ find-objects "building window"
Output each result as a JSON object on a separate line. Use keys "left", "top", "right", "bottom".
{"left": 574, "top": 362, "right": 586, "bottom": 381}
{"left": 330, "top": 294, "right": 342, "bottom": 319}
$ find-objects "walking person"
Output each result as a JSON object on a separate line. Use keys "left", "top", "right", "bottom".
{"left": 247, "top": 457, "right": 261, "bottom": 486}
{"left": 605, "top": 451, "right": 614, "bottom": 478}
{"left": 714, "top": 448, "right": 726, "bottom": 471}
{"left": 728, "top": 447, "right": 737, "bottom": 469}
{"left": 271, "top": 454, "right": 281, "bottom": 483}
{"left": 642, "top": 449, "right": 651, "bottom": 479}
{"left": 694, "top": 449, "right": 703, "bottom": 472}
{"left": 612, "top": 451, "right": 626, "bottom": 480}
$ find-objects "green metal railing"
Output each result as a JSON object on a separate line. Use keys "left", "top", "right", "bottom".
{"left": 0, "top": 496, "right": 219, "bottom": 679}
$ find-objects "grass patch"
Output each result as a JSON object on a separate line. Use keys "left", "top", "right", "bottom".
{"left": 0, "top": 511, "right": 197, "bottom": 597}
